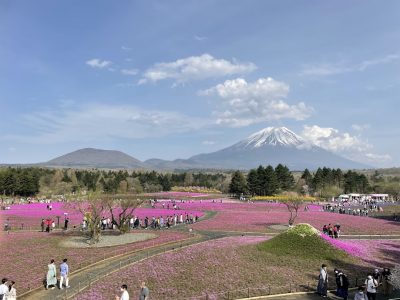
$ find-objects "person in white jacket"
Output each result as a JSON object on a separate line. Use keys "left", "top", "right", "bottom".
{"left": 365, "top": 275, "right": 378, "bottom": 300}
{"left": 5, "top": 281, "right": 16, "bottom": 300}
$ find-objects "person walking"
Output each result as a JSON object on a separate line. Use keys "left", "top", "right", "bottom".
{"left": 59, "top": 258, "right": 70, "bottom": 289}
{"left": 317, "top": 264, "right": 328, "bottom": 297}
{"left": 337, "top": 271, "right": 349, "bottom": 300}
{"left": 5, "top": 281, "right": 16, "bottom": 300}
{"left": 365, "top": 275, "right": 378, "bottom": 300}
{"left": 115, "top": 284, "right": 129, "bottom": 300}
{"left": 381, "top": 268, "right": 392, "bottom": 296}
{"left": 139, "top": 282, "right": 149, "bottom": 300}
{"left": 46, "top": 259, "right": 57, "bottom": 290}
{"left": 64, "top": 218, "right": 69, "bottom": 230}
{"left": 0, "top": 278, "right": 8, "bottom": 300}
{"left": 41, "top": 219, "right": 45, "bottom": 232}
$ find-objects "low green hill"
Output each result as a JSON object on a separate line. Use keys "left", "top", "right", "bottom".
{"left": 257, "top": 224, "right": 348, "bottom": 261}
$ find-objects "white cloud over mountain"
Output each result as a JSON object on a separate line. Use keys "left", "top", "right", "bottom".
{"left": 139, "top": 54, "right": 256, "bottom": 84}
{"left": 301, "top": 125, "right": 391, "bottom": 164}
{"left": 201, "top": 77, "right": 313, "bottom": 127}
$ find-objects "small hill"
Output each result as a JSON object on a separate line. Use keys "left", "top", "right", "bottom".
{"left": 45, "top": 148, "right": 146, "bottom": 169}
{"left": 257, "top": 224, "right": 349, "bottom": 260}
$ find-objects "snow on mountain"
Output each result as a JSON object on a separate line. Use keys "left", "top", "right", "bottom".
{"left": 235, "top": 127, "right": 304, "bottom": 148}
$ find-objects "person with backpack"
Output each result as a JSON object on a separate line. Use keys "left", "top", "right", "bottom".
{"left": 365, "top": 274, "right": 378, "bottom": 300}
{"left": 337, "top": 271, "right": 349, "bottom": 300}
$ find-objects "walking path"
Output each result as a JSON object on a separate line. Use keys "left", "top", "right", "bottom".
{"left": 248, "top": 289, "right": 400, "bottom": 300}
{"left": 20, "top": 229, "right": 230, "bottom": 300}
{"left": 17, "top": 207, "right": 400, "bottom": 300}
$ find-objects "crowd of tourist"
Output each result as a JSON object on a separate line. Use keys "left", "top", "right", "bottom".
{"left": 317, "top": 264, "right": 393, "bottom": 299}
{"left": 323, "top": 203, "right": 383, "bottom": 217}
{"left": 321, "top": 224, "right": 341, "bottom": 238}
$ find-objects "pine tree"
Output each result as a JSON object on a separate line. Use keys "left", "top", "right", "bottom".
{"left": 229, "top": 171, "right": 248, "bottom": 197}
{"left": 247, "top": 169, "right": 258, "bottom": 196}
{"left": 264, "top": 165, "right": 278, "bottom": 196}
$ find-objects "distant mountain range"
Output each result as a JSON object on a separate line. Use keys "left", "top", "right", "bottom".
{"left": 39, "top": 127, "right": 370, "bottom": 171}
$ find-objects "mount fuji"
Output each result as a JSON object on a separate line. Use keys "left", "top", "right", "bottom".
{"left": 145, "top": 127, "right": 370, "bottom": 170}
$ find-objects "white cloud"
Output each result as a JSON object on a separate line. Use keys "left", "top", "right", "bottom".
{"left": 194, "top": 35, "right": 207, "bottom": 41}
{"left": 352, "top": 124, "right": 370, "bottom": 132}
{"left": 139, "top": 54, "right": 256, "bottom": 84}
{"left": 300, "top": 54, "right": 399, "bottom": 76}
{"left": 301, "top": 125, "right": 391, "bottom": 164}
{"left": 202, "top": 140, "right": 216, "bottom": 145}
{"left": 201, "top": 77, "right": 313, "bottom": 127}
{"left": 121, "top": 46, "right": 132, "bottom": 51}
{"left": 5, "top": 104, "right": 206, "bottom": 144}
{"left": 86, "top": 58, "right": 112, "bottom": 69}
{"left": 121, "top": 68, "right": 139, "bottom": 76}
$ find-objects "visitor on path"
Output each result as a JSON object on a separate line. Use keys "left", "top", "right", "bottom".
{"left": 317, "top": 264, "right": 328, "bottom": 297}
{"left": 41, "top": 219, "right": 45, "bottom": 232}
{"left": 372, "top": 269, "right": 380, "bottom": 285}
{"left": 354, "top": 286, "right": 367, "bottom": 300}
{"left": 64, "top": 218, "right": 69, "bottom": 230}
{"left": 5, "top": 280, "right": 16, "bottom": 300}
{"left": 115, "top": 284, "right": 129, "bottom": 300}
{"left": 46, "top": 259, "right": 57, "bottom": 290}
{"left": 0, "top": 278, "right": 8, "bottom": 300}
{"left": 59, "top": 258, "right": 70, "bottom": 289}
{"left": 365, "top": 274, "right": 378, "bottom": 300}
{"left": 337, "top": 271, "right": 349, "bottom": 300}
{"left": 138, "top": 282, "right": 149, "bottom": 300}
{"left": 381, "top": 267, "right": 392, "bottom": 296}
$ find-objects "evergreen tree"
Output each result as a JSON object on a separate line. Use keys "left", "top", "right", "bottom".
{"left": 247, "top": 169, "right": 258, "bottom": 196}
{"left": 229, "top": 171, "right": 248, "bottom": 197}
{"left": 301, "top": 168, "right": 313, "bottom": 186}
{"left": 264, "top": 165, "right": 278, "bottom": 196}
{"left": 275, "top": 164, "right": 295, "bottom": 191}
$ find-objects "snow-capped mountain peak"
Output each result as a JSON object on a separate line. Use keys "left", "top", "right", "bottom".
{"left": 239, "top": 127, "right": 304, "bottom": 148}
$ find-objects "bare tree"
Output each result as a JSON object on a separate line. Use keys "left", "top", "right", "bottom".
{"left": 278, "top": 195, "right": 307, "bottom": 226}
{"left": 106, "top": 196, "right": 145, "bottom": 234}
{"left": 73, "top": 192, "right": 106, "bottom": 244}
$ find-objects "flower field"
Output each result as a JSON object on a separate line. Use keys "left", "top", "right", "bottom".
{"left": 0, "top": 202, "right": 204, "bottom": 230}
{"left": 0, "top": 230, "right": 190, "bottom": 294}
{"left": 321, "top": 235, "right": 400, "bottom": 267}
{"left": 74, "top": 233, "right": 385, "bottom": 300}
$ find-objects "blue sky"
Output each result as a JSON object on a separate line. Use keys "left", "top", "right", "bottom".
{"left": 1, "top": 0, "right": 399, "bottom": 167}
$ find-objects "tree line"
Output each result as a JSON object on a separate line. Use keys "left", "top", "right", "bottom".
{"left": 0, "top": 167, "right": 228, "bottom": 197}
{"left": 229, "top": 165, "right": 372, "bottom": 198}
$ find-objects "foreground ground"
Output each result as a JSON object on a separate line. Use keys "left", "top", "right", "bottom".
{"left": 1, "top": 197, "right": 399, "bottom": 299}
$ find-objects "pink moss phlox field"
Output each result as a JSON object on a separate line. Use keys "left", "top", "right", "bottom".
{"left": 0, "top": 230, "right": 189, "bottom": 294}
{"left": 74, "top": 236, "right": 270, "bottom": 300}
{"left": 320, "top": 234, "right": 400, "bottom": 267}
{"left": 186, "top": 202, "right": 400, "bottom": 234}
{"left": 320, "top": 234, "right": 366, "bottom": 257}
{"left": 0, "top": 202, "right": 204, "bottom": 229}
{"left": 147, "top": 191, "right": 210, "bottom": 197}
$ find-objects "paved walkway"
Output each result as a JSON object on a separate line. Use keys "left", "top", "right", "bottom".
{"left": 20, "top": 229, "right": 230, "bottom": 300}
{"left": 251, "top": 290, "right": 400, "bottom": 300}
